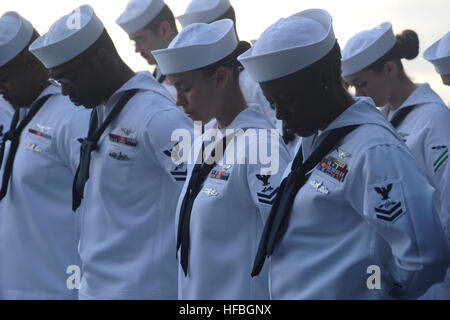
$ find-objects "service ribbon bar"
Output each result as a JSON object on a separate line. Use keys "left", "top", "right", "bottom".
{"left": 29, "top": 129, "right": 52, "bottom": 140}
{"left": 109, "top": 133, "right": 138, "bottom": 147}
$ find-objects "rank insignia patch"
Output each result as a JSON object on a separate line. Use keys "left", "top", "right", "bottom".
{"left": 29, "top": 128, "right": 52, "bottom": 140}
{"left": 210, "top": 170, "right": 230, "bottom": 181}
{"left": 369, "top": 181, "right": 406, "bottom": 223}
{"left": 109, "top": 134, "right": 137, "bottom": 147}
{"left": 257, "top": 187, "right": 279, "bottom": 205}
{"left": 171, "top": 163, "right": 187, "bottom": 182}
{"left": 317, "top": 156, "right": 348, "bottom": 182}
{"left": 432, "top": 146, "right": 448, "bottom": 173}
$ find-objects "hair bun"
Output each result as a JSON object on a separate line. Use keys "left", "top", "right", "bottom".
{"left": 396, "top": 30, "right": 419, "bottom": 60}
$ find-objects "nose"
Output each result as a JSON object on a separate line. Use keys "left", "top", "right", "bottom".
{"left": 176, "top": 91, "right": 186, "bottom": 108}
{"left": 60, "top": 84, "right": 71, "bottom": 97}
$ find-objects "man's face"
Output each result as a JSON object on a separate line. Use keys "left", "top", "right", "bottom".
{"left": 49, "top": 57, "right": 105, "bottom": 109}
{"left": 130, "top": 27, "right": 165, "bottom": 65}
{"left": 0, "top": 54, "right": 42, "bottom": 108}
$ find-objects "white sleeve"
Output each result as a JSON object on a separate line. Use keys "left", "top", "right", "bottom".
{"left": 238, "top": 129, "right": 291, "bottom": 222}
{"left": 55, "top": 106, "right": 91, "bottom": 175}
{"left": 142, "top": 107, "right": 193, "bottom": 183}
{"left": 350, "top": 143, "right": 450, "bottom": 299}
{"left": 422, "top": 111, "right": 450, "bottom": 236}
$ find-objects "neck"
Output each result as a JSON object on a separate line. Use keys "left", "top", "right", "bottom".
{"left": 216, "top": 87, "right": 247, "bottom": 129}
{"left": 387, "top": 78, "right": 417, "bottom": 110}
{"left": 319, "top": 87, "right": 355, "bottom": 131}
{"left": 104, "top": 62, "right": 136, "bottom": 103}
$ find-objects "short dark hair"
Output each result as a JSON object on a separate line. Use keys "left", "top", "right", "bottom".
{"left": 198, "top": 41, "right": 251, "bottom": 83}
{"left": 215, "top": 6, "right": 236, "bottom": 23}
{"left": 144, "top": 5, "right": 177, "bottom": 33}
{"left": 364, "top": 30, "right": 419, "bottom": 80}
{"left": 1, "top": 28, "right": 40, "bottom": 69}
{"left": 299, "top": 40, "right": 343, "bottom": 88}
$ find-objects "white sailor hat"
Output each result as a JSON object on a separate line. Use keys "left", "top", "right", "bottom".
{"left": 177, "top": 0, "right": 230, "bottom": 28}
{"left": 0, "top": 12, "right": 34, "bottom": 68}
{"left": 237, "top": 9, "right": 335, "bottom": 83}
{"left": 152, "top": 18, "right": 237, "bottom": 75}
{"left": 29, "top": 5, "right": 104, "bottom": 69}
{"left": 116, "top": 0, "right": 166, "bottom": 35}
{"left": 424, "top": 32, "right": 450, "bottom": 75}
{"left": 341, "top": 22, "right": 396, "bottom": 77}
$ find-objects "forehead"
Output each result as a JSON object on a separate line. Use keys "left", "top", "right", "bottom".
{"left": 130, "top": 28, "right": 156, "bottom": 40}
{"left": 167, "top": 70, "right": 206, "bottom": 84}
{"left": 260, "top": 72, "right": 306, "bottom": 96}
{"left": 343, "top": 69, "right": 377, "bottom": 83}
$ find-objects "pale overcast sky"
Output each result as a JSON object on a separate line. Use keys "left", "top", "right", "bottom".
{"left": 2, "top": 0, "right": 450, "bottom": 103}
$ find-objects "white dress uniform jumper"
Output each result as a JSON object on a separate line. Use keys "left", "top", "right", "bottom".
{"left": 239, "top": 9, "right": 450, "bottom": 299}
{"left": 29, "top": 5, "right": 194, "bottom": 299}
{"left": 175, "top": 106, "right": 291, "bottom": 299}
{"left": 0, "top": 84, "right": 90, "bottom": 299}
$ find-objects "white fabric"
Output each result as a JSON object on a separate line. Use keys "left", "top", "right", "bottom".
{"left": 176, "top": 105, "right": 291, "bottom": 299}
{"left": 77, "top": 72, "right": 193, "bottom": 299}
{"left": 238, "top": 9, "right": 335, "bottom": 82}
{"left": 153, "top": 66, "right": 177, "bottom": 101}
{"left": 116, "top": 0, "right": 166, "bottom": 35}
{"left": 152, "top": 19, "right": 237, "bottom": 75}
{"left": 0, "top": 12, "right": 34, "bottom": 68}
{"left": 341, "top": 22, "right": 397, "bottom": 77}
{"left": 29, "top": 5, "right": 104, "bottom": 68}
{"left": 424, "top": 32, "right": 450, "bottom": 75}
{"left": 0, "top": 85, "right": 90, "bottom": 299}
{"left": 269, "top": 97, "right": 450, "bottom": 299}
{"left": 380, "top": 85, "right": 450, "bottom": 299}
{"left": 177, "top": 0, "right": 230, "bottom": 27}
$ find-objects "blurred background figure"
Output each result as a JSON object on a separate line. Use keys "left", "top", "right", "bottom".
{"left": 117, "top": 0, "right": 178, "bottom": 100}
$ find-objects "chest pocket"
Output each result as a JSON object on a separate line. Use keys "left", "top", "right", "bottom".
{"left": 106, "top": 132, "right": 139, "bottom": 163}
{"left": 23, "top": 127, "right": 53, "bottom": 154}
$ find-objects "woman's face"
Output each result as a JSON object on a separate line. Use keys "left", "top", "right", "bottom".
{"left": 343, "top": 68, "right": 391, "bottom": 107}
{"left": 260, "top": 71, "right": 330, "bottom": 137}
{"left": 168, "top": 70, "right": 218, "bottom": 124}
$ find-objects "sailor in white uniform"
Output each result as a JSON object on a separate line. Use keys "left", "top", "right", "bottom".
{"left": 116, "top": 0, "right": 178, "bottom": 100}
{"left": 152, "top": 19, "right": 291, "bottom": 300}
{"left": 341, "top": 24, "right": 450, "bottom": 299}
{"left": 238, "top": 9, "right": 450, "bottom": 299}
{"left": 422, "top": 30, "right": 450, "bottom": 299}
{"left": 424, "top": 31, "right": 450, "bottom": 93}
{"left": 0, "top": 96, "right": 13, "bottom": 139}
{"left": 0, "top": 12, "right": 90, "bottom": 300}
{"left": 30, "top": 5, "right": 193, "bottom": 299}
{"left": 177, "top": 0, "right": 296, "bottom": 153}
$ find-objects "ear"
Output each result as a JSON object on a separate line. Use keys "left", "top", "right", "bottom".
{"left": 158, "top": 20, "right": 171, "bottom": 42}
{"left": 384, "top": 61, "right": 397, "bottom": 78}
{"left": 213, "top": 66, "right": 229, "bottom": 90}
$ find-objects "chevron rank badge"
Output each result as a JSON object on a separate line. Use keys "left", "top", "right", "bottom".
{"left": 368, "top": 180, "right": 406, "bottom": 223}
